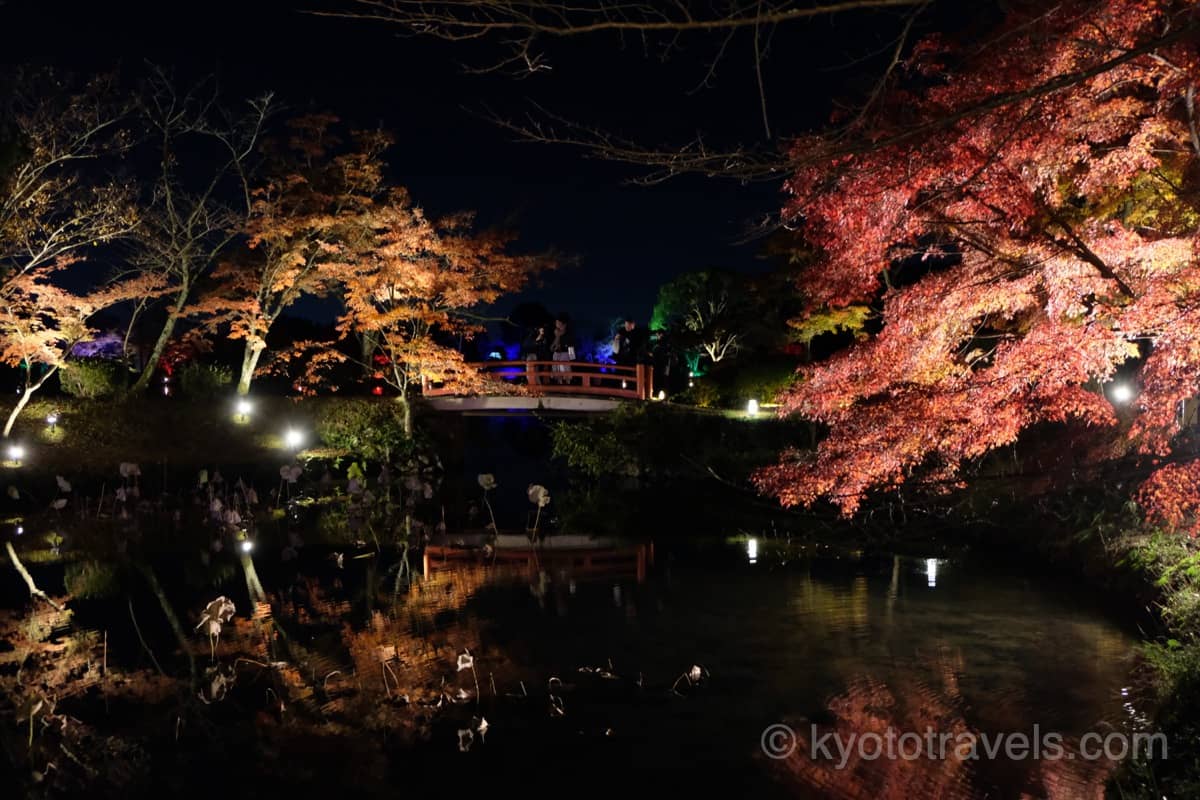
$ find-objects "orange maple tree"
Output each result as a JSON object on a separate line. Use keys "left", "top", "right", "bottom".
{"left": 0, "top": 262, "right": 164, "bottom": 436}
{"left": 310, "top": 190, "right": 550, "bottom": 432}
{"left": 0, "top": 73, "right": 140, "bottom": 435}
{"left": 197, "top": 115, "right": 390, "bottom": 395}
{"left": 753, "top": 0, "right": 1200, "bottom": 522}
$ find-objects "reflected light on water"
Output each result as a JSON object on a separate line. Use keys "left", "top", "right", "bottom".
{"left": 395, "top": 553, "right": 1139, "bottom": 799}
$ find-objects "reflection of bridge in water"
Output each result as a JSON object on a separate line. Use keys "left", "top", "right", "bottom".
{"left": 424, "top": 534, "right": 654, "bottom": 583}
{"left": 422, "top": 360, "right": 654, "bottom": 414}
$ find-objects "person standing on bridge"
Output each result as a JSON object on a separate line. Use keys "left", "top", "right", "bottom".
{"left": 522, "top": 323, "right": 549, "bottom": 361}
{"left": 550, "top": 313, "right": 576, "bottom": 384}
{"left": 611, "top": 317, "right": 647, "bottom": 367}
{"left": 521, "top": 322, "right": 550, "bottom": 385}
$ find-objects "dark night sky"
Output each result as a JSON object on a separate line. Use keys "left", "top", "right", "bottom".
{"left": 0, "top": 0, "right": 979, "bottom": 335}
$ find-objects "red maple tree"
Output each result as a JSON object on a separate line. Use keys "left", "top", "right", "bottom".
{"left": 754, "top": 0, "right": 1200, "bottom": 520}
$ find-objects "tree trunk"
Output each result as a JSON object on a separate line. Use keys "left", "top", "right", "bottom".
{"left": 131, "top": 305, "right": 182, "bottom": 394}
{"left": 236, "top": 342, "right": 265, "bottom": 396}
{"left": 359, "top": 331, "right": 379, "bottom": 377}
{"left": 3, "top": 386, "right": 33, "bottom": 438}
{"left": 398, "top": 394, "right": 412, "bottom": 437}
{"left": 239, "top": 551, "right": 267, "bottom": 606}
{"left": 2, "top": 365, "right": 53, "bottom": 438}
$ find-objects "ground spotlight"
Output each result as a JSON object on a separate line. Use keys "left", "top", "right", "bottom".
{"left": 285, "top": 429, "right": 304, "bottom": 449}
{"left": 747, "top": 399, "right": 760, "bottom": 417}
{"left": 1110, "top": 383, "right": 1135, "bottom": 404}
{"left": 7, "top": 444, "right": 25, "bottom": 462}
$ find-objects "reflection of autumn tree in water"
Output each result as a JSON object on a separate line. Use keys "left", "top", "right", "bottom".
{"left": 773, "top": 562, "right": 1138, "bottom": 798}
{"left": 778, "top": 655, "right": 1118, "bottom": 800}
{"left": 3, "top": 544, "right": 1141, "bottom": 796}
{"left": 0, "top": 554, "right": 520, "bottom": 795}
{"left": 779, "top": 653, "right": 973, "bottom": 799}
{"left": 0, "top": 602, "right": 175, "bottom": 793}
{"left": 332, "top": 566, "right": 511, "bottom": 707}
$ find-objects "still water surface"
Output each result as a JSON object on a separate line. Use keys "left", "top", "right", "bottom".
{"left": 400, "top": 542, "right": 1143, "bottom": 798}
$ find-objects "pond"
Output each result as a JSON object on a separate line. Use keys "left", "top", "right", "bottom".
{"left": 1, "top": 520, "right": 1148, "bottom": 797}
{"left": 399, "top": 542, "right": 1146, "bottom": 797}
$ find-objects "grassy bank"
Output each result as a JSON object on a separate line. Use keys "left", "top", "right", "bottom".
{"left": 1104, "top": 525, "right": 1200, "bottom": 797}
{"left": 0, "top": 395, "right": 417, "bottom": 475}
{"left": 922, "top": 492, "right": 1200, "bottom": 797}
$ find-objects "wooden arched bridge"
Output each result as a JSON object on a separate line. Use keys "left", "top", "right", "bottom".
{"left": 422, "top": 359, "right": 655, "bottom": 413}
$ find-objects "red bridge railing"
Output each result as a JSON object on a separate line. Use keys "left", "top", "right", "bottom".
{"left": 422, "top": 360, "right": 655, "bottom": 400}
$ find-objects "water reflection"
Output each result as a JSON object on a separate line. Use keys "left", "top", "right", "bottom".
{"left": 384, "top": 547, "right": 1143, "bottom": 798}
{"left": 2, "top": 537, "right": 1143, "bottom": 798}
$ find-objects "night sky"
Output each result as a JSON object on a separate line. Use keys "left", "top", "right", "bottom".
{"left": 0, "top": 0, "right": 984, "bottom": 334}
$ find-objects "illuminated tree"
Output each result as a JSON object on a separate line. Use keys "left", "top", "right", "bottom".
{"left": 0, "top": 73, "right": 138, "bottom": 433}
{"left": 0, "top": 263, "right": 163, "bottom": 436}
{"left": 0, "top": 72, "right": 135, "bottom": 294}
{"left": 651, "top": 269, "right": 747, "bottom": 364}
{"left": 197, "top": 115, "right": 389, "bottom": 395}
{"left": 299, "top": 190, "right": 550, "bottom": 434}
{"left": 126, "top": 71, "right": 272, "bottom": 393}
{"left": 753, "top": 0, "right": 1200, "bottom": 516}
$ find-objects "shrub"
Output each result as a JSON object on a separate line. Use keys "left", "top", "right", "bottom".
{"left": 675, "top": 376, "right": 722, "bottom": 408}
{"left": 59, "top": 358, "right": 124, "bottom": 398}
{"left": 178, "top": 363, "right": 233, "bottom": 398}
{"left": 726, "top": 359, "right": 798, "bottom": 406}
{"left": 551, "top": 412, "right": 637, "bottom": 479}
{"left": 64, "top": 560, "right": 120, "bottom": 598}
{"left": 315, "top": 398, "right": 408, "bottom": 461}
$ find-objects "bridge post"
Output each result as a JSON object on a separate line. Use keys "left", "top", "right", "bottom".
{"left": 635, "top": 364, "right": 653, "bottom": 400}
{"left": 526, "top": 359, "right": 540, "bottom": 386}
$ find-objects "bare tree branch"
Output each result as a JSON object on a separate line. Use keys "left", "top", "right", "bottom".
{"left": 840, "top": 3, "right": 923, "bottom": 136}
{"left": 478, "top": 17, "right": 1200, "bottom": 183}
{"left": 752, "top": 0, "right": 771, "bottom": 139}
{"left": 326, "top": 0, "right": 926, "bottom": 40}
{"left": 482, "top": 101, "right": 785, "bottom": 183}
